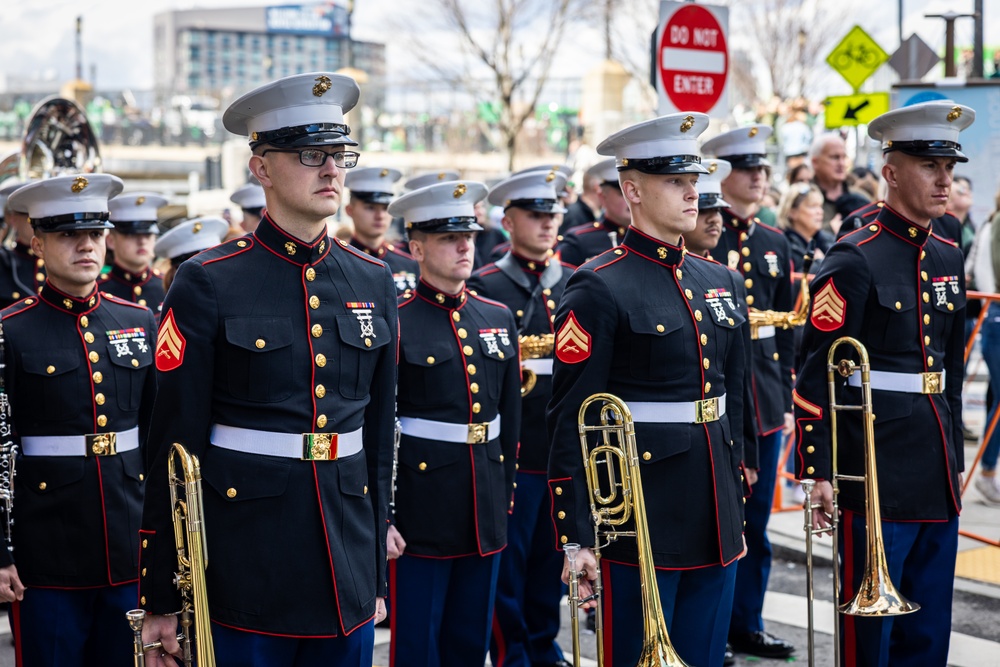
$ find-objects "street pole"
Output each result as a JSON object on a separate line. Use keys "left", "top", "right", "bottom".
{"left": 972, "top": 0, "right": 984, "bottom": 78}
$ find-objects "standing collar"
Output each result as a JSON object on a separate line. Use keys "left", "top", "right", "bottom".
{"left": 723, "top": 209, "right": 758, "bottom": 232}
{"left": 873, "top": 204, "right": 930, "bottom": 247}
{"left": 621, "top": 226, "right": 685, "bottom": 267}
{"left": 510, "top": 251, "right": 552, "bottom": 273}
{"left": 349, "top": 236, "right": 387, "bottom": 259}
{"left": 109, "top": 262, "right": 150, "bottom": 284}
{"left": 415, "top": 278, "right": 468, "bottom": 310}
{"left": 599, "top": 215, "right": 628, "bottom": 237}
{"left": 253, "top": 213, "right": 331, "bottom": 266}
{"left": 40, "top": 281, "right": 101, "bottom": 315}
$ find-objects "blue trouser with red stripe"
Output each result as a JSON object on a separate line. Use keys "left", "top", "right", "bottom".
{"left": 839, "top": 510, "right": 957, "bottom": 667}
{"left": 210, "top": 621, "right": 374, "bottom": 667}
{"left": 730, "top": 429, "right": 782, "bottom": 635}
{"left": 601, "top": 559, "right": 737, "bottom": 667}
{"left": 490, "top": 471, "right": 566, "bottom": 666}
{"left": 390, "top": 552, "right": 501, "bottom": 667}
{"left": 11, "top": 583, "right": 137, "bottom": 667}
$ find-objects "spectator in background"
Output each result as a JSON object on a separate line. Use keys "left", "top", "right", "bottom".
{"left": 786, "top": 163, "right": 813, "bottom": 188}
{"left": 560, "top": 163, "right": 601, "bottom": 233}
{"left": 756, "top": 186, "right": 782, "bottom": 227}
{"left": 950, "top": 176, "right": 976, "bottom": 254}
{"left": 777, "top": 183, "right": 832, "bottom": 273}
{"left": 848, "top": 166, "right": 880, "bottom": 201}
{"left": 810, "top": 133, "right": 871, "bottom": 233}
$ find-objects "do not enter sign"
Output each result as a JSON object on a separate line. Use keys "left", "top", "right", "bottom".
{"left": 656, "top": 2, "right": 729, "bottom": 116}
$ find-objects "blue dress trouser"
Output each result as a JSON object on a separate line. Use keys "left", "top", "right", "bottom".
{"left": 490, "top": 471, "right": 566, "bottom": 666}
{"left": 601, "top": 560, "right": 737, "bottom": 667}
{"left": 730, "top": 429, "right": 782, "bottom": 634}
{"left": 11, "top": 583, "right": 137, "bottom": 667}
{"left": 390, "top": 552, "right": 501, "bottom": 667}
{"left": 210, "top": 620, "right": 374, "bottom": 667}
{"left": 839, "top": 510, "right": 957, "bottom": 667}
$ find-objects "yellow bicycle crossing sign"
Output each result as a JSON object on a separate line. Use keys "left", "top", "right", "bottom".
{"left": 826, "top": 26, "right": 889, "bottom": 92}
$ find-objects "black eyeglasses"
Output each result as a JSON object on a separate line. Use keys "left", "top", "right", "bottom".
{"left": 260, "top": 148, "right": 360, "bottom": 169}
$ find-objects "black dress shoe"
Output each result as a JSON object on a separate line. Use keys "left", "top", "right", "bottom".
{"left": 729, "top": 631, "right": 795, "bottom": 658}
{"left": 723, "top": 642, "right": 735, "bottom": 666}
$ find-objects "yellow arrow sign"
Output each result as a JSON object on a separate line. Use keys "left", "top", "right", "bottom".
{"left": 826, "top": 26, "right": 889, "bottom": 92}
{"left": 824, "top": 92, "right": 890, "bottom": 128}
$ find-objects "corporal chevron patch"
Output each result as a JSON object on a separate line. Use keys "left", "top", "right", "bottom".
{"left": 811, "top": 280, "right": 846, "bottom": 332}
{"left": 555, "top": 311, "right": 591, "bottom": 364}
{"left": 155, "top": 308, "right": 186, "bottom": 371}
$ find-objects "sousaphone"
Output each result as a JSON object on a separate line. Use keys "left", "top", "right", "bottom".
{"left": 19, "top": 96, "right": 102, "bottom": 180}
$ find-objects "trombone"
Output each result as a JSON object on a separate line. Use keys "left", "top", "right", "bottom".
{"left": 748, "top": 252, "right": 813, "bottom": 340}
{"left": 801, "top": 337, "right": 919, "bottom": 667}
{"left": 518, "top": 333, "right": 554, "bottom": 397}
{"left": 128, "top": 443, "right": 216, "bottom": 667}
{"left": 565, "top": 393, "right": 690, "bottom": 667}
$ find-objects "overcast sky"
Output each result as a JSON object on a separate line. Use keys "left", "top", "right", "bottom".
{"left": 0, "top": 0, "right": 995, "bottom": 92}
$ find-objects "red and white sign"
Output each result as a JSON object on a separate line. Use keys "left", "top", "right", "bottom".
{"left": 656, "top": 2, "right": 729, "bottom": 117}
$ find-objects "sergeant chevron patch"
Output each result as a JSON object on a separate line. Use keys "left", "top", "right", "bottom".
{"left": 155, "top": 308, "right": 186, "bottom": 371}
{"left": 555, "top": 311, "right": 591, "bottom": 364}
{"left": 811, "top": 280, "right": 846, "bottom": 332}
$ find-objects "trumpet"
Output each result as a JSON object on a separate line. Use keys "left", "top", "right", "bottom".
{"left": 518, "top": 333, "right": 554, "bottom": 397}
{"left": 801, "top": 337, "right": 919, "bottom": 667}
{"left": 748, "top": 252, "right": 813, "bottom": 340}
{"left": 128, "top": 443, "right": 216, "bottom": 667}
{"left": 565, "top": 393, "right": 689, "bottom": 667}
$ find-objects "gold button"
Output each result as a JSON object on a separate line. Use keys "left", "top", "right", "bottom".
{"left": 701, "top": 334, "right": 708, "bottom": 345}
{"left": 685, "top": 289, "right": 693, "bottom": 299}
{"left": 141, "top": 596, "right": 146, "bottom": 605}
{"left": 309, "top": 295, "right": 320, "bottom": 309}
{"left": 311, "top": 324, "right": 323, "bottom": 338}
{"left": 498, "top": 351, "right": 504, "bottom": 359}
{"left": 458, "top": 328, "right": 468, "bottom": 339}
{"left": 614, "top": 249, "right": 623, "bottom": 255}
{"left": 807, "top": 445, "right": 815, "bottom": 453}
{"left": 746, "top": 295, "right": 755, "bottom": 306}
{"left": 97, "top": 415, "right": 107, "bottom": 427}
{"left": 728, "top": 318, "right": 734, "bottom": 326}
{"left": 315, "top": 354, "right": 326, "bottom": 367}
{"left": 470, "top": 382, "right": 480, "bottom": 393}
{"left": 704, "top": 382, "right": 711, "bottom": 393}
{"left": 38, "top": 482, "right": 47, "bottom": 490}
{"left": 516, "top": 310, "right": 524, "bottom": 317}
{"left": 924, "top": 314, "right": 931, "bottom": 325}
{"left": 93, "top": 371, "right": 103, "bottom": 383}
{"left": 773, "top": 352, "right": 780, "bottom": 361}
{"left": 255, "top": 338, "right": 266, "bottom": 349}
{"left": 703, "top": 358, "right": 710, "bottom": 370}
{"left": 948, "top": 303, "right": 954, "bottom": 311}
{"left": 142, "top": 568, "right": 147, "bottom": 576}
{"left": 419, "top": 462, "right": 428, "bottom": 471}
{"left": 561, "top": 535, "right": 568, "bottom": 544}
{"left": 895, "top": 301, "right": 901, "bottom": 310}
{"left": 36, "top": 272, "right": 45, "bottom": 282}
{"left": 315, "top": 384, "right": 326, "bottom": 398}
{"left": 463, "top": 345, "right": 474, "bottom": 356}
{"left": 922, "top": 292, "right": 930, "bottom": 303}
{"left": 237, "top": 240, "right": 248, "bottom": 248}
{"left": 452, "top": 312, "right": 461, "bottom": 322}
{"left": 547, "top": 299, "right": 556, "bottom": 309}
{"left": 95, "top": 393, "right": 105, "bottom": 405}
{"left": 543, "top": 288, "right": 552, "bottom": 296}
{"left": 806, "top": 466, "right": 815, "bottom": 474}
{"left": 499, "top": 455, "right": 504, "bottom": 462}
{"left": 869, "top": 224, "right": 878, "bottom": 232}
{"left": 131, "top": 359, "right": 139, "bottom": 367}
{"left": 365, "top": 338, "right": 372, "bottom": 347}
{"left": 745, "top": 278, "right": 753, "bottom": 289}
{"left": 426, "top": 356, "right": 436, "bottom": 364}
{"left": 317, "top": 415, "right": 328, "bottom": 428}
{"left": 805, "top": 425, "right": 814, "bottom": 432}
{"left": 46, "top": 365, "right": 55, "bottom": 374}
{"left": 306, "top": 268, "right": 316, "bottom": 281}
{"left": 922, "top": 271, "right": 928, "bottom": 281}
{"left": 557, "top": 511, "right": 566, "bottom": 520}
{"left": 142, "top": 539, "right": 148, "bottom": 548}
{"left": 642, "top": 452, "right": 651, "bottom": 461}
{"left": 921, "top": 250, "right": 926, "bottom": 260}
{"left": 139, "top": 300, "right": 147, "bottom": 306}
{"left": 675, "top": 269, "right": 683, "bottom": 280}
{"left": 80, "top": 315, "right": 88, "bottom": 328}
{"left": 656, "top": 324, "right": 665, "bottom": 333}
{"left": 695, "top": 310, "right": 702, "bottom": 321}
{"left": 741, "top": 247, "right": 750, "bottom": 257}
{"left": 139, "top": 474, "right": 144, "bottom": 481}
{"left": 363, "top": 485, "right": 368, "bottom": 494}
{"left": 227, "top": 488, "right": 237, "bottom": 498}
{"left": 89, "top": 351, "right": 99, "bottom": 363}
{"left": 555, "top": 486, "right": 563, "bottom": 495}
{"left": 472, "top": 402, "right": 481, "bottom": 413}
{"left": 84, "top": 332, "right": 95, "bottom": 343}
{"left": 467, "top": 364, "right": 477, "bottom": 375}
{"left": 743, "top": 262, "right": 752, "bottom": 272}
{"left": 927, "top": 356, "right": 934, "bottom": 366}
{"left": 134, "top": 286, "right": 142, "bottom": 296}
{"left": 11, "top": 292, "right": 18, "bottom": 300}
{"left": 925, "top": 335, "right": 931, "bottom": 345}
{"left": 513, "top": 482, "right": 517, "bottom": 489}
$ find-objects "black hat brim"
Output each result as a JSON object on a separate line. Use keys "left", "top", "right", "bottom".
{"left": 409, "top": 220, "right": 484, "bottom": 234}
{"left": 352, "top": 191, "right": 393, "bottom": 205}
{"left": 722, "top": 154, "right": 771, "bottom": 170}
{"left": 893, "top": 146, "right": 968, "bottom": 163}
{"left": 112, "top": 221, "right": 160, "bottom": 235}
{"left": 265, "top": 131, "right": 358, "bottom": 148}
{"left": 698, "top": 194, "right": 731, "bottom": 210}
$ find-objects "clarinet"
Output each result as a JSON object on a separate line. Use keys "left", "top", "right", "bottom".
{"left": 0, "top": 322, "right": 17, "bottom": 554}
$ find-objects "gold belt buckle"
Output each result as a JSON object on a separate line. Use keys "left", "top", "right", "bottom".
{"left": 86, "top": 433, "right": 118, "bottom": 457}
{"left": 302, "top": 433, "right": 339, "bottom": 461}
{"left": 467, "top": 423, "right": 489, "bottom": 445}
{"left": 921, "top": 372, "right": 944, "bottom": 395}
{"left": 694, "top": 397, "right": 720, "bottom": 424}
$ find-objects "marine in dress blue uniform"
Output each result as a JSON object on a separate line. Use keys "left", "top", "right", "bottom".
{"left": 0, "top": 174, "right": 157, "bottom": 667}
{"left": 467, "top": 169, "right": 572, "bottom": 667}
{"left": 137, "top": 73, "right": 397, "bottom": 667}
{"left": 99, "top": 192, "right": 167, "bottom": 313}
{"left": 556, "top": 158, "right": 630, "bottom": 267}
{"left": 345, "top": 166, "right": 419, "bottom": 294}
{"left": 547, "top": 113, "right": 752, "bottom": 667}
{"left": 794, "top": 101, "right": 973, "bottom": 667}
{"left": 0, "top": 180, "right": 45, "bottom": 309}
{"left": 837, "top": 200, "right": 963, "bottom": 246}
{"left": 229, "top": 181, "right": 266, "bottom": 235}
{"left": 388, "top": 180, "right": 521, "bottom": 667}
{"left": 702, "top": 125, "right": 796, "bottom": 659}
{"left": 153, "top": 216, "right": 230, "bottom": 292}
